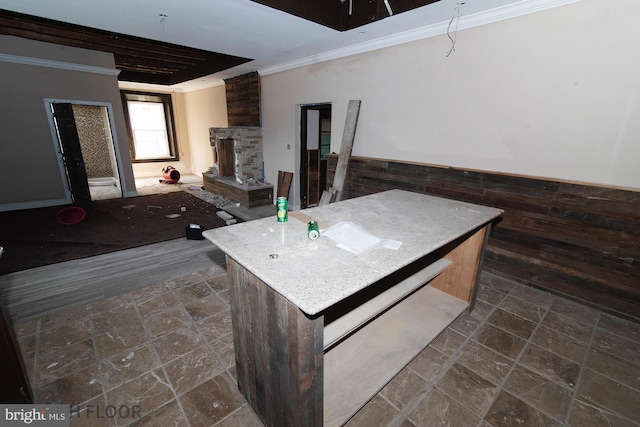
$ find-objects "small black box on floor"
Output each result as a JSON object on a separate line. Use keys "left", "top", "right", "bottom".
{"left": 185, "top": 223, "right": 205, "bottom": 240}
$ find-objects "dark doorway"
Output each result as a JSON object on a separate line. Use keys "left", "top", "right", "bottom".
{"left": 51, "top": 103, "right": 92, "bottom": 209}
{"left": 300, "top": 104, "right": 331, "bottom": 209}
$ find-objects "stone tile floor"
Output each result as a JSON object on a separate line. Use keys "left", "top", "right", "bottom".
{"left": 14, "top": 269, "right": 640, "bottom": 426}
{"left": 90, "top": 174, "right": 204, "bottom": 201}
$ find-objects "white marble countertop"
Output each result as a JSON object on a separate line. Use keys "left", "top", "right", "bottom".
{"left": 203, "top": 190, "right": 502, "bottom": 316}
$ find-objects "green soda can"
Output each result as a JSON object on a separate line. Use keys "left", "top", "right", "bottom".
{"left": 276, "top": 197, "right": 288, "bottom": 222}
{"left": 307, "top": 220, "right": 320, "bottom": 240}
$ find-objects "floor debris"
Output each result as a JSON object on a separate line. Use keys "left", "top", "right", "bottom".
{"left": 216, "top": 211, "right": 234, "bottom": 221}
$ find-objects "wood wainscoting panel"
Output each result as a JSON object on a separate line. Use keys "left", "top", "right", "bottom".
{"left": 326, "top": 154, "right": 640, "bottom": 321}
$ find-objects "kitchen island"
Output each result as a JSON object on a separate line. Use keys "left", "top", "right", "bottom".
{"left": 203, "top": 189, "right": 502, "bottom": 426}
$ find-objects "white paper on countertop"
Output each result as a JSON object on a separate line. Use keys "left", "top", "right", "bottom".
{"left": 383, "top": 239, "right": 403, "bottom": 250}
{"left": 324, "top": 221, "right": 382, "bottom": 254}
{"left": 323, "top": 221, "right": 385, "bottom": 254}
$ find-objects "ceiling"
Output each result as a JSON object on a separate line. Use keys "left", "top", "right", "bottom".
{"left": 0, "top": 0, "right": 544, "bottom": 91}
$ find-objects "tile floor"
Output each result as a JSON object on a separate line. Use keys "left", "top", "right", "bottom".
{"left": 89, "top": 174, "right": 204, "bottom": 201}
{"left": 13, "top": 270, "right": 640, "bottom": 426}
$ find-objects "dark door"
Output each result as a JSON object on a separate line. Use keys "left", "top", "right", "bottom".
{"left": 51, "top": 103, "right": 92, "bottom": 209}
{"left": 300, "top": 104, "right": 331, "bottom": 209}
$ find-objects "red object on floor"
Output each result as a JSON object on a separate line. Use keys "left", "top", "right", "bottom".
{"left": 161, "top": 166, "right": 181, "bottom": 184}
{"left": 56, "top": 206, "right": 86, "bottom": 225}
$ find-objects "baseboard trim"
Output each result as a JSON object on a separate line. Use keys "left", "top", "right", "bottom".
{"left": 0, "top": 198, "right": 70, "bottom": 212}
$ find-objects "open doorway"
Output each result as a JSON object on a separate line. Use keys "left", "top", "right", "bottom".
{"left": 46, "top": 100, "right": 126, "bottom": 205}
{"left": 300, "top": 104, "right": 331, "bottom": 209}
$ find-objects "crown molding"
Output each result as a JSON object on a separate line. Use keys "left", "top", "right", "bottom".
{"left": 260, "top": 0, "right": 582, "bottom": 76}
{"left": 0, "top": 53, "right": 120, "bottom": 76}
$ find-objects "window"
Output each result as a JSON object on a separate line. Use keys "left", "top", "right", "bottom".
{"left": 121, "top": 91, "right": 178, "bottom": 162}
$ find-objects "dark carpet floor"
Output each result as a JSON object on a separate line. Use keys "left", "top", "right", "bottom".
{"left": 0, "top": 192, "right": 237, "bottom": 275}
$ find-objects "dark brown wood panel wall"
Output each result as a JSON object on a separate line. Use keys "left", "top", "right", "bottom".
{"left": 226, "top": 256, "right": 323, "bottom": 426}
{"left": 224, "top": 72, "right": 261, "bottom": 127}
{"left": 326, "top": 154, "right": 640, "bottom": 321}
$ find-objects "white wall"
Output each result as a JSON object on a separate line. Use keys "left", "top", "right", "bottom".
{"left": 183, "top": 84, "right": 228, "bottom": 175}
{"left": 261, "top": 0, "right": 640, "bottom": 207}
{"left": 0, "top": 36, "right": 135, "bottom": 209}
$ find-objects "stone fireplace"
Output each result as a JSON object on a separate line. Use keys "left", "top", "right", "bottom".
{"left": 203, "top": 126, "right": 273, "bottom": 207}
{"left": 208, "top": 127, "right": 264, "bottom": 183}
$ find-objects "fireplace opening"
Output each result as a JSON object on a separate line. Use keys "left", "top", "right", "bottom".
{"left": 216, "top": 137, "right": 235, "bottom": 178}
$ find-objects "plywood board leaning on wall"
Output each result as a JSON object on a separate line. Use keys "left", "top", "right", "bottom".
{"left": 320, "top": 100, "right": 361, "bottom": 205}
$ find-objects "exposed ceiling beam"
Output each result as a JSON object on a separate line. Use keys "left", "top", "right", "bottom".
{"left": 0, "top": 9, "right": 253, "bottom": 85}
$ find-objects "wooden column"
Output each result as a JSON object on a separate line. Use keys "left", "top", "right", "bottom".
{"left": 226, "top": 256, "right": 324, "bottom": 427}
{"left": 320, "top": 100, "right": 360, "bottom": 205}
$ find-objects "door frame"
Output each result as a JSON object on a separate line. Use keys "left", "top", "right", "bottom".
{"left": 44, "top": 98, "right": 130, "bottom": 203}
{"left": 299, "top": 103, "right": 331, "bottom": 209}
